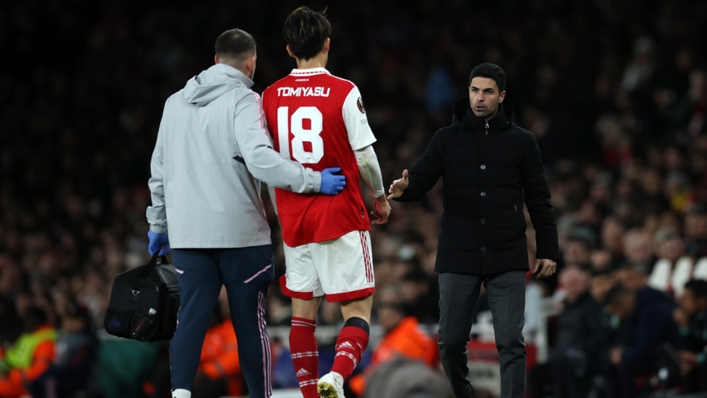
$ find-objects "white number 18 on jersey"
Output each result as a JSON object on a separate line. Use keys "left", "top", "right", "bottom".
{"left": 277, "top": 106, "right": 324, "bottom": 164}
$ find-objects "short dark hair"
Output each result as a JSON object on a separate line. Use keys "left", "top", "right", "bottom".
{"left": 469, "top": 63, "right": 507, "bottom": 92}
{"left": 215, "top": 29, "right": 256, "bottom": 66}
{"left": 685, "top": 279, "right": 707, "bottom": 299}
{"left": 283, "top": 7, "right": 332, "bottom": 61}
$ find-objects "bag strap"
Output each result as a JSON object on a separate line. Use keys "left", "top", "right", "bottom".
{"left": 149, "top": 253, "right": 170, "bottom": 267}
{"left": 150, "top": 253, "right": 169, "bottom": 265}
{"left": 136, "top": 253, "right": 171, "bottom": 280}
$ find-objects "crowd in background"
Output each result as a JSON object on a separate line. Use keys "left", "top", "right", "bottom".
{"left": 1, "top": 0, "right": 707, "bottom": 396}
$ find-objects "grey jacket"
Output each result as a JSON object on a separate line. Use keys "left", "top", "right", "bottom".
{"left": 147, "top": 64, "right": 321, "bottom": 248}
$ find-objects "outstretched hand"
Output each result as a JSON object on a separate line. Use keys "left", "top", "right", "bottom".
{"left": 387, "top": 169, "right": 409, "bottom": 200}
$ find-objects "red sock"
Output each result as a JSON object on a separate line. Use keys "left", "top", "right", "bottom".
{"left": 331, "top": 324, "right": 370, "bottom": 380}
{"left": 290, "top": 317, "right": 319, "bottom": 398}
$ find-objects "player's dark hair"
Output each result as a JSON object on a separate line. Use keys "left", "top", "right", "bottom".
{"left": 215, "top": 29, "right": 256, "bottom": 67}
{"left": 283, "top": 6, "right": 332, "bottom": 61}
{"left": 469, "top": 63, "right": 507, "bottom": 92}
{"left": 685, "top": 279, "right": 707, "bottom": 299}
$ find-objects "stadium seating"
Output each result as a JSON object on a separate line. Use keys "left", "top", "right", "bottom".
{"left": 649, "top": 256, "right": 707, "bottom": 296}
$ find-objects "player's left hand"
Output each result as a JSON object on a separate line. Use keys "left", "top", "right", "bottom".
{"left": 370, "top": 196, "right": 391, "bottom": 225}
{"left": 533, "top": 258, "right": 557, "bottom": 278}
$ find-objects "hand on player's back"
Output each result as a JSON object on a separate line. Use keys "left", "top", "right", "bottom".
{"left": 320, "top": 167, "right": 346, "bottom": 195}
{"left": 387, "top": 169, "right": 409, "bottom": 199}
{"left": 370, "top": 196, "right": 391, "bottom": 225}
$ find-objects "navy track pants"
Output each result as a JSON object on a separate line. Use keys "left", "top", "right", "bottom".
{"left": 170, "top": 246, "right": 275, "bottom": 397}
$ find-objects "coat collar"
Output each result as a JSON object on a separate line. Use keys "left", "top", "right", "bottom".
{"left": 452, "top": 98, "right": 515, "bottom": 133}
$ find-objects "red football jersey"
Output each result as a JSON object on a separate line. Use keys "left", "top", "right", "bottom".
{"left": 262, "top": 68, "right": 376, "bottom": 247}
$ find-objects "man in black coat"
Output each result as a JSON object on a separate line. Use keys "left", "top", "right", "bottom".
{"left": 388, "top": 63, "right": 559, "bottom": 398}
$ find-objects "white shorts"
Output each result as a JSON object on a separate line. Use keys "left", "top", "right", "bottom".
{"left": 279, "top": 230, "right": 375, "bottom": 302}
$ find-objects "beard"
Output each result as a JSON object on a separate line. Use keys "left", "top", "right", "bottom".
{"left": 471, "top": 102, "right": 499, "bottom": 118}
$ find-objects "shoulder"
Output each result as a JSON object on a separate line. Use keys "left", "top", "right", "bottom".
{"left": 327, "top": 73, "right": 356, "bottom": 87}
{"left": 165, "top": 90, "right": 183, "bottom": 107}
{"left": 435, "top": 125, "right": 457, "bottom": 141}
{"left": 508, "top": 125, "right": 537, "bottom": 148}
{"left": 325, "top": 73, "right": 357, "bottom": 95}
{"left": 238, "top": 88, "right": 260, "bottom": 105}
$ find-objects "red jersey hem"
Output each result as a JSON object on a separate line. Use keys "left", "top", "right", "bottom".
{"left": 283, "top": 227, "right": 370, "bottom": 248}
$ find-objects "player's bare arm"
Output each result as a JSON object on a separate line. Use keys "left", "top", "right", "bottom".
{"left": 354, "top": 145, "right": 389, "bottom": 225}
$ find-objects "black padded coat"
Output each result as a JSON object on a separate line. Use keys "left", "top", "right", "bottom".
{"left": 396, "top": 98, "right": 559, "bottom": 274}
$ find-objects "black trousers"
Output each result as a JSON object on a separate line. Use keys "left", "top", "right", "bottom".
{"left": 170, "top": 247, "right": 275, "bottom": 398}
{"left": 438, "top": 271, "right": 527, "bottom": 398}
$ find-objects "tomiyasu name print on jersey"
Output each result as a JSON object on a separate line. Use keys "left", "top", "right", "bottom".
{"left": 276, "top": 87, "right": 331, "bottom": 97}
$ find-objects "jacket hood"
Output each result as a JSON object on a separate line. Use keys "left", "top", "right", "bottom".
{"left": 452, "top": 97, "right": 516, "bottom": 132}
{"left": 183, "top": 64, "right": 254, "bottom": 106}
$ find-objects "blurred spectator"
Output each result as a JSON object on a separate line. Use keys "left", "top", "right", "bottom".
{"left": 550, "top": 267, "right": 605, "bottom": 398}
{"left": 621, "top": 229, "right": 656, "bottom": 275}
{"left": 600, "top": 217, "right": 625, "bottom": 255}
{"left": 349, "top": 285, "right": 437, "bottom": 396}
{"left": 0, "top": 307, "right": 55, "bottom": 398}
{"left": 676, "top": 279, "right": 707, "bottom": 393}
{"left": 603, "top": 285, "right": 680, "bottom": 398}
{"left": 399, "top": 270, "right": 438, "bottom": 324}
{"left": 524, "top": 275, "right": 545, "bottom": 342}
{"left": 30, "top": 302, "right": 99, "bottom": 398}
{"left": 151, "top": 295, "right": 244, "bottom": 398}
{"left": 1, "top": 0, "right": 707, "bottom": 395}
{"left": 192, "top": 312, "right": 244, "bottom": 398}
{"left": 362, "top": 358, "right": 453, "bottom": 398}
{"left": 685, "top": 203, "right": 707, "bottom": 258}
{"left": 589, "top": 268, "right": 619, "bottom": 304}
{"left": 653, "top": 227, "right": 686, "bottom": 263}
{"left": 99, "top": 337, "right": 160, "bottom": 398}
{"left": 621, "top": 37, "right": 657, "bottom": 94}
{"left": 674, "top": 69, "right": 707, "bottom": 137}
{"left": 561, "top": 236, "right": 593, "bottom": 270}
{"left": 589, "top": 249, "right": 620, "bottom": 272}
{"left": 0, "top": 296, "right": 22, "bottom": 350}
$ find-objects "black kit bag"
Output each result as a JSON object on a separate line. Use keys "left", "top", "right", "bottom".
{"left": 103, "top": 254, "right": 180, "bottom": 342}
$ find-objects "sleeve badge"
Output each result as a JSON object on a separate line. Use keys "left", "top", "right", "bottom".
{"left": 357, "top": 97, "right": 366, "bottom": 114}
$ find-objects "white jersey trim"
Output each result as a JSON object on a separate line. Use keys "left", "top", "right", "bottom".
{"left": 342, "top": 86, "right": 376, "bottom": 151}
{"left": 290, "top": 67, "right": 331, "bottom": 76}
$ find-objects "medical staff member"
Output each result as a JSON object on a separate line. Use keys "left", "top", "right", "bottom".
{"left": 146, "top": 28, "right": 346, "bottom": 398}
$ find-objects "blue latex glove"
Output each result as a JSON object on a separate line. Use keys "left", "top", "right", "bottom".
{"left": 320, "top": 167, "right": 346, "bottom": 195}
{"left": 147, "top": 231, "right": 170, "bottom": 256}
